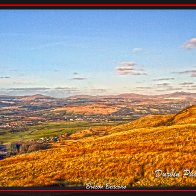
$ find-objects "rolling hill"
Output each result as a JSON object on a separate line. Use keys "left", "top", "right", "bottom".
{"left": 109, "top": 105, "right": 196, "bottom": 133}
{"left": 0, "top": 105, "right": 195, "bottom": 188}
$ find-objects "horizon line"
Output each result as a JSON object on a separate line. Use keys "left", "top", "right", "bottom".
{"left": 0, "top": 91, "right": 195, "bottom": 99}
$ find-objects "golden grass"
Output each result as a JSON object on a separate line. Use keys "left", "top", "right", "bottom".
{"left": 168, "top": 105, "right": 196, "bottom": 125}
{"left": 0, "top": 105, "right": 195, "bottom": 187}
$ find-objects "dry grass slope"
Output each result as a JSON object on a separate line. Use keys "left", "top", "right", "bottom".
{"left": 165, "top": 105, "right": 196, "bottom": 125}
{"left": 0, "top": 105, "right": 195, "bottom": 187}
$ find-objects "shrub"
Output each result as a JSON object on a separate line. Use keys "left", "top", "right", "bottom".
{"left": 27, "top": 143, "right": 51, "bottom": 153}
{"left": 19, "top": 143, "right": 31, "bottom": 154}
{"left": 6, "top": 141, "right": 51, "bottom": 156}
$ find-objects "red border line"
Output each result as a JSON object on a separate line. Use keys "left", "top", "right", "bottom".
{"left": 0, "top": 190, "right": 196, "bottom": 192}
{"left": 0, "top": 4, "right": 196, "bottom": 7}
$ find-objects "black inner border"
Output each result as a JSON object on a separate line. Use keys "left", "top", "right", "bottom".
{"left": 0, "top": 4, "right": 195, "bottom": 193}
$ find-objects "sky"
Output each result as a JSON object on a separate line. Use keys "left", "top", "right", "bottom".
{"left": 0, "top": 9, "right": 196, "bottom": 97}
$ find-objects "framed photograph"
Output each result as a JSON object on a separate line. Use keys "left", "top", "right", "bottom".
{"left": 0, "top": 4, "right": 195, "bottom": 194}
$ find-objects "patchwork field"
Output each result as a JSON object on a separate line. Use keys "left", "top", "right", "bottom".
{"left": 52, "top": 103, "right": 119, "bottom": 115}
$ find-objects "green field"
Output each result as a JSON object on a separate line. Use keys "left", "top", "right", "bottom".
{"left": 0, "top": 121, "right": 121, "bottom": 144}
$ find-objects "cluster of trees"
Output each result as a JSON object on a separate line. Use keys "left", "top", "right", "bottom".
{"left": 10, "top": 127, "right": 28, "bottom": 133}
{"left": 6, "top": 141, "right": 51, "bottom": 157}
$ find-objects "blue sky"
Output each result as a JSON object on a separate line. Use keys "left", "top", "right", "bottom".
{"left": 0, "top": 9, "right": 195, "bottom": 97}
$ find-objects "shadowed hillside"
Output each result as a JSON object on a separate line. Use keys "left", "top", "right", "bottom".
{"left": 0, "top": 105, "right": 195, "bottom": 187}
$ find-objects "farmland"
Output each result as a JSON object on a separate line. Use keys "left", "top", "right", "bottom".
{"left": 0, "top": 121, "right": 120, "bottom": 144}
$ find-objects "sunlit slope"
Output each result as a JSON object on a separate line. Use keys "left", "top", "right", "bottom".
{"left": 165, "top": 105, "right": 196, "bottom": 125}
{"left": 108, "top": 114, "right": 174, "bottom": 133}
{"left": 0, "top": 105, "right": 195, "bottom": 187}
{"left": 109, "top": 105, "right": 196, "bottom": 133}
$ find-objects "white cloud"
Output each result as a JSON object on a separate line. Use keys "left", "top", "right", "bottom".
{"left": 116, "top": 61, "right": 147, "bottom": 76}
{"left": 8, "top": 87, "right": 50, "bottom": 91}
{"left": 183, "top": 38, "right": 196, "bottom": 49}
{"left": 180, "top": 82, "right": 194, "bottom": 86}
{"left": 191, "top": 73, "right": 196, "bottom": 77}
{"left": 173, "top": 69, "right": 196, "bottom": 78}
{"left": 71, "top": 77, "right": 87, "bottom": 80}
{"left": 132, "top": 48, "right": 144, "bottom": 53}
{"left": 0, "top": 76, "right": 10, "bottom": 79}
{"left": 156, "top": 83, "right": 170, "bottom": 86}
{"left": 153, "top": 78, "right": 174, "bottom": 81}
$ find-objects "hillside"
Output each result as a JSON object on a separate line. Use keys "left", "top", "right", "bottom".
{"left": 109, "top": 105, "right": 196, "bottom": 133}
{"left": 165, "top": 105, "right": 196, "bottom": 125}
{"left": 0, "top": 105, "right": 195, "bottom": 188}
{"left": 108, "top": 114, "right": 174, "bottom": 133}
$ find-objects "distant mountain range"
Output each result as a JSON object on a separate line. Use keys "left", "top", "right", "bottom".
{"left": 66, "top": 91, "right": 196, "bottom": 100}
{"left": 0, "top": 91, "right": 195, "bottom": 100}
